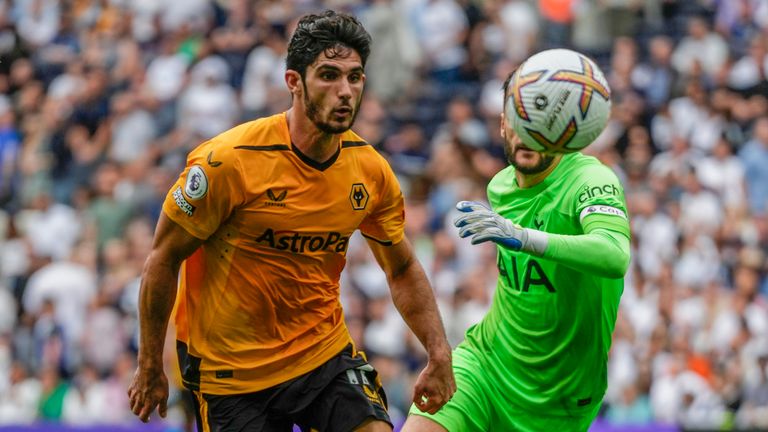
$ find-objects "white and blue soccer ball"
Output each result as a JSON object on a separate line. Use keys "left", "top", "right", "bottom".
{"left": 506, "top": 48, "right": 612, "bottom": 154}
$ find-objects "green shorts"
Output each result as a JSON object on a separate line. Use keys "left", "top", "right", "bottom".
{"left": 408, "top": 344, "right": 601, "bottom": 432}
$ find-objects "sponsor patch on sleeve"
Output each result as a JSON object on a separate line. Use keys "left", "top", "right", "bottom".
{"left": 173, "top": 186, "right": 196, "bottom": 216}
{"left": 579, "top": 205, "right": 627, "bottom": 222}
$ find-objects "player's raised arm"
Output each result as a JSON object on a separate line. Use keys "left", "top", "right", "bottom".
{"left": 366, "top": 236, "right": 456, "bottom": 415}
{"left": 127, "top": 212, "right": 203, "bottom": 423}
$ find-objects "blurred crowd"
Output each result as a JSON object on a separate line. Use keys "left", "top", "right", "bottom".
{"left": 0, "top": 0, "right": 767, "bottom": 430}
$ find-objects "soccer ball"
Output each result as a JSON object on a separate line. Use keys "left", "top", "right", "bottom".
{"left": 506, "top": 49, "right": 611, "bottom": 153}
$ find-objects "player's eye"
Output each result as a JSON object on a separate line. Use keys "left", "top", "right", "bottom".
{"left": 320, "top": 71, "right": 338, "bottom": 80}
{"left": 348, "top": 74, "right": 362, "bottom": 83}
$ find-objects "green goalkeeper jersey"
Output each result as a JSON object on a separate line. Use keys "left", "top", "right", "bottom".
{"left": 463, "top": 152, "right": 630, "bottom": 417}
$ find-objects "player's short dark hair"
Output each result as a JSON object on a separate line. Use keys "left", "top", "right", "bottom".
{"left": 286, "top": 10, "right": 372, "bottom": 78}
{"left": 502, "top": 69, "right": 517, "bottom": 100}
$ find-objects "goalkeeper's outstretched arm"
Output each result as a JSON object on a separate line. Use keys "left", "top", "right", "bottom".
{"left": 540, "top": 227, "right": 630, "bottom": 279}
{"left": 455, "top": 201, "right": 630, "bottom": 279}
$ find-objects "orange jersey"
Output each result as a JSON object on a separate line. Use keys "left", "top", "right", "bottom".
{"left": 162, "top": 112, "right": 405, "bottom": 394}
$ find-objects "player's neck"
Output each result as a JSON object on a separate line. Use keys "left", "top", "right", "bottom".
{"left": 515, "top": 155, "right": 563, "bottom": 188}
{"left": 286, "top": 108, "right": 339, "bottom": 163}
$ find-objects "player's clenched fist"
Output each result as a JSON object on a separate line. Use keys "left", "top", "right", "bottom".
{"left": 127, "top": 367, "right": 169, "bottom": 423}
{"left": 411, "top": 349, "right": 456, "bottom": 415}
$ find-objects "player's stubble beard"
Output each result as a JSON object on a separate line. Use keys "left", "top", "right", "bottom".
{"left": 303, "top": 82, "right": 362, "bottom": 135}
{"left": 504, "top": 138, "right": 557, "bottom": 175}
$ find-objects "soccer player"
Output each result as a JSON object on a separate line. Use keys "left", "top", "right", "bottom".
{"left": 402, "top": 72, "right": 631, "bottom": 431}
{"left": 127, "top": 11, "right": 455, "bottom": 432}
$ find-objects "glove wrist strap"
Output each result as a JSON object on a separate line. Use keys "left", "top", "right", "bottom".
{"left": 522, "top": 228, "right": 548, "bottom": 256}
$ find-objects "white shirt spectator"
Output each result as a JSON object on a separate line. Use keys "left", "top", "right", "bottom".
{"left": 669, "top": 95, "right": 709, "bottom": 144}
{"left": 109, "top": 94, "right": 157, "bottom": 164}
{"left": 678, "top": 373, "right": 727, "bottom": 429}
{"left": 728, "top": 53, "right": 768, "bottom": 90}
{"left": 241, "top": 43, "right": 287, "bottom": 114}
{"left": 15, "top": 199, "right": 81, "bottom": 261}
{"left": 364, "top": 301, "right": 407, "bottom": 357}
{"left": 0, "top": 285, "right": 16, "bottom": 335}
{"left": 679, "top": 177, "right": 724, "bottom": 236}
{"left": 689, "top": 112, "right": 723, "bottom": 155}
{"left": 144, "top": 52, "right": 189, "bottom": 102}
{"left": 414, "top": 0, "right": 468, "bottom": 71}
{"left": 498, "top": 0, "right": 538, "bottom": 63}
{"left": 127, "top": 0, "right": 163, "bottom": 43}
{"left": 48, "top": 69, "right": 86, "bottom": 102}
{"left": 81, "top": 306, "right": 128, "bottom": 375}
{"left": 674, "top": 235, "right": 721, "bottom": 289}
{"left": 631, "top": 189, "right": 679, "bottom": 280}
{"left": 621, "top": 282, "right": 660, "bottom": 343}
{"left": 13, "top": 0, "right": 59, "bottom": 47}
{"left": 0, "top": 375, "right": 41, "bottom": 424}
{"left": 671, "top": 18, "right": 729, "bottom": 77}
{"left": 160, "top": 0, "right": 212, "bottom": 33}
{"left": 650, "top": 356, "right": 684, "bottom": 424}
{"left": 61, "top": 379, "right": 109, "bottom": 425}
{"left": 696, "top": 142, "right": 747, "bottom": 210}
{"left": 754, "top": 0, "right": 768, "bottom": 30}
{"left": 650, "top": 108, "right": 675, "bottom": 151}
{"left": 23, "top": 260, "right": 97, "bottom": 347}
{"left": 177, "top": 58, "right": 239, "bottom": 139}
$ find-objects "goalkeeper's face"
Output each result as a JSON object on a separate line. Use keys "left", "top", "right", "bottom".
{"left": 501, "top": 116, "right": 556, "bottom": 175}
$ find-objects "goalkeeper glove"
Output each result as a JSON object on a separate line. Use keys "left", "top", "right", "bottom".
{"left": 453, "top": 201, "right": 548, "bottom": 255}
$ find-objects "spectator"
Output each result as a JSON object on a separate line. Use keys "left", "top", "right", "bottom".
{"left": 671, "top": 16, "right": 729, "bottom": 79}
{"left": 176, "top": 55, "right": 239, "bottom": 139}
{"left": 412, "top": 0, "right": 468, "bottom": 85}
{"left": 240, "top": 29, "right": 288, "bottom": 118}
{"left": 740, "top": 116, "right": 768, "bottom": 215}
{"left": 0, "top": 361, "right": 41, "bottom": 424}
{"left": 696, "top": 137, "right": 747, "bottom": 212}
{"left": 0, "top": 95, "right": 19, "bottom": 207}
{"left": 362, "top": 0, "right": 421, "bottom": 103}
{"left": 108, "top": 91, "right": 157, "bottom": 165}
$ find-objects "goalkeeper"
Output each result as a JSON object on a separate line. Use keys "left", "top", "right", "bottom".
{"left": 402, "top": 72, "right": 631, "bottom": 432}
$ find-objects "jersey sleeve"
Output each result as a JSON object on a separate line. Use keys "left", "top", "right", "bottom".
{"left": 572, "top": 164, "right": 630, "bottom": 238}
{"left": 358, "top": 161, "right": 405, "bottom": 246}
{"left": 162, "top": 140, "right": 245, "bottom": 240}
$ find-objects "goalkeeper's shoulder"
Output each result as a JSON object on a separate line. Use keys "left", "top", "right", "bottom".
{"left": 489, "top": 165, "right": 517, "bottom": 190}
{"left": 567, "top": 153, "right": 624, "bottom": 187}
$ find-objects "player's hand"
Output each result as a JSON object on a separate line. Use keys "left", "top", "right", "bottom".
{"left": 412, "top": 349, "right": 456, "bottom": 414}
{"left": 453, "top": 201, "right": 549, "bottom": 254}
{"left": 127, "top": 365, "right": 169, "bottom": 423}
{"left": 453, "top": 201, "right": 529, "bottom": 249}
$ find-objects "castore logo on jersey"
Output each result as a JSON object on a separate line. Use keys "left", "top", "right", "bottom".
{"left": 265, "top": 188, "right": 287, "bottom": 207}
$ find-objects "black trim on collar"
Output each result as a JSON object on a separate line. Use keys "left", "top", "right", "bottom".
{"left": 234, "top": 144, "right": 291, "bottom": 151}
{"left": 291, "top": 143, "right": 341, "bottom": 172}
{"left": 341, "top": 140, "right": 368, "bottom": 148}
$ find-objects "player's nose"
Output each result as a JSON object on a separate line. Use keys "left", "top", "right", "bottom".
{"left": 337, "top": 78, "right": 353, "bottom": 99}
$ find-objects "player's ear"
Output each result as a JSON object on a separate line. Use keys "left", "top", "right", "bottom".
{"left": 285, "top": 70, "right": 302, "bottom": 98}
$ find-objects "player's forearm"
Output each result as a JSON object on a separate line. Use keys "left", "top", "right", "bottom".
{"left": 388, "top": 259, "right": 451, "bottom": 358}
{"left": 137, "top": 253, "right": 179, "bottom": 370}
{"left": 540, "top": 228, "right": 630, "bottom": 279}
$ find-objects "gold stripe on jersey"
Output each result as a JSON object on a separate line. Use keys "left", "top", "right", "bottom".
{"left": 164, "top": 113, "right": 405, "bottom": 394}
